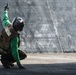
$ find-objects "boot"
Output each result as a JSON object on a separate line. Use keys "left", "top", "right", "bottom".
{"left": 1, "top": 59, "right": 10, "bottom": 68}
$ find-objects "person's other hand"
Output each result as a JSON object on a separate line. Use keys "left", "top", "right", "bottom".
{"left": 17, "top": 62, "right": 25, "bottom": 69}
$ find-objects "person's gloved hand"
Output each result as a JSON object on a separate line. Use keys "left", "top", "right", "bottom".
{"left": 17, "top": 62, "right": 25, "bottom": 69}
{"left": 4, "top": 3, "right": 9, "bottom": 11}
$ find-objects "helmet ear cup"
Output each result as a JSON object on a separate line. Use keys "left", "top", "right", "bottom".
{"left": 17, "top": 22, "right": 24, "bottom": 31}
{"left": 12, "top": 17, "right": 24, "bottom": 31}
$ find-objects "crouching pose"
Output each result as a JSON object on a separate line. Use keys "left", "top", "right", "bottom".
{"left": 0, "top": 4, "right": 27, "bottom": 69}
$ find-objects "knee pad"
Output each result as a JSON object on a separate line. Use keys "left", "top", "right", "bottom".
{"left": 19, "top": 50, "right": 27, "bottom": 60}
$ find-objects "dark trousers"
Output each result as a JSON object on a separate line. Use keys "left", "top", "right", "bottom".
{"left": 1, "top": 50, "right": 27, "bottom": 65}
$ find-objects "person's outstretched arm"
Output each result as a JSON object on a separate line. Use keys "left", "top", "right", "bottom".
{"left": 3, "top": 9, "right": 11, "bottom": 27}
{"left": 3, "top": 5, "right": 12, "bottom": 36}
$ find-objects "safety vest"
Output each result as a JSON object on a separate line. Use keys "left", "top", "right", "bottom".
{"left": 0, "top": 25, "right": 20, "bottom": 51}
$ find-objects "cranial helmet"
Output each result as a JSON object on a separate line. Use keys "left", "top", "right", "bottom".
{"left": 12, "top": 17, "right": 24, "bottom": 31}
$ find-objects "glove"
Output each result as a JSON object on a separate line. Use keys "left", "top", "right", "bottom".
{"left": 4, "top": 3, "right": 9, "bottom": 11}
{"left": 17, "top": 62, "right": 25, "bottom": 69}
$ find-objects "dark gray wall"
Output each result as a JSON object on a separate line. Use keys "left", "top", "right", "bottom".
{"left": 0, "top": 0, "right": 76, "bottom": 53}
